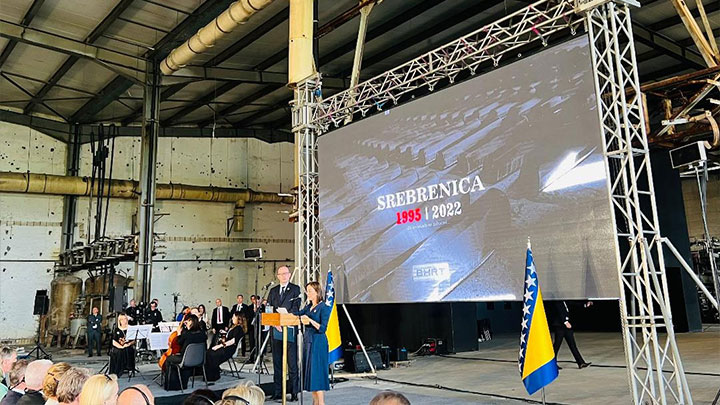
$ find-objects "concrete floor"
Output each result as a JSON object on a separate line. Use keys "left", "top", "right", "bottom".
{"left": 39, "top": 327, "right": 719, "bottom": 404}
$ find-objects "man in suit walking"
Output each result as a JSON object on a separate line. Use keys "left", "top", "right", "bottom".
{"left": 549, "top": 300, "right": 591, "bottom": 370}
{"left": 87, "top": 307, "right": 102, "bottom": 357}
{"left": 211, "top": 298, "right": 230, "bottom": 345}
{"left": 267, "top": 266, "right": 301, "bottom": 402}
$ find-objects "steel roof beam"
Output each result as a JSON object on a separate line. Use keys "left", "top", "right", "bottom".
{"left": 24, "top": 0, "right": 135, "bottom": 115}
{"left": 0, "top": 0, "right": 46, "bottom": 66}
{"left": 648, "top": 1, "right": 720, "bottom": 31}
{"left": 70, "top": 0, "right": 236, "bottom": 123}
{"left": 632, "top": 22, "right": 705, "bottom": 69}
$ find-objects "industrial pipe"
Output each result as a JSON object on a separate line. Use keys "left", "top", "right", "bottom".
{"left": 161, "top": 0, "right": 275, "bottom": 75}
{"left": 0, "top": 171, "right": 293, "bottom": 204}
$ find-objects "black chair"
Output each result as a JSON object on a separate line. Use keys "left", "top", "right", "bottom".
{"left": 175, "top": 342, "right": 207, "bottom": 393}
{"left": 225, "top": 342, "right": 242, "bottom": 379}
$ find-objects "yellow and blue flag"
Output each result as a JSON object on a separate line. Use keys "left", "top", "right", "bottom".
{"left": 324, "top": 270, "right": 342, "bottom": 365}
{"left": 518, "top": 246, "right": 558, "bottom": 395}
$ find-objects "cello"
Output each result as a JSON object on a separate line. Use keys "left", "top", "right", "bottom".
{"left": 158, "top": 308, "right": 190, "bottom": 371}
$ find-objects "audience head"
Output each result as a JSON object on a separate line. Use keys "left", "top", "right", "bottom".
{"left": 25, "top": 359, "right": 53, "bottom": 391}
{"left": 215, "top": 299, "right": 222, "bottom": 307}
{"left": 0, "top": 346, "right": 17, "bottom": 375}
{"left": 117, "top": 384, "right": 153, "bottom": 405}
{"left": 182, "top": 389, "right": 219, "bottom": 404}
{"left": 183, "top": 314, "right": 200, "bottom": 332}
{"left": 305, "top": 281, "right": 324, "bottom": 304}
{"left": 370, "top": 391, "right": 411, "bottom": 405}
{"left": 8, "top": 359, "right": 29, "bottom": 391}
{"left": 217, "top": 381, "right": 265, "bottom": 405}
{"left": 276, "top": 266, "right": 291, "bottom": 285}
{"left": 236, "top": 295, "right": 243, "bottom": 304}
{"left": 80, "top": 374, "right": 118, "bottom": 405}
{"left": 92, "top": 307, "right": 99, "bottom": 315}
{"left": 56, "top": 367, "right": 91, "bottom": 405}
{"left": 43, "top": 362, "right": 72, "bottom": 399}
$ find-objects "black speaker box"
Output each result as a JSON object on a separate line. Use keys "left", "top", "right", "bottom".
{"left": 33, "top": 290, "right": 49, "bottom": 315}
{"left": 344, "top": 349, "right": 384, "bottom": 373}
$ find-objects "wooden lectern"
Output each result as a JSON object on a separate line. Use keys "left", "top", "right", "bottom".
{"left": 261, "top": 313, "right": 309, "bottom": 405}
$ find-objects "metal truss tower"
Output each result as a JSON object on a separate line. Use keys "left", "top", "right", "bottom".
{"left": 291, "top": 0, "right": 692, "bottom": 402}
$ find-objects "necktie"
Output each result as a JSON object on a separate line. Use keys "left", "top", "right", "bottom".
{"left": 281, "top": 287, "right": 285, "bottom": 296}
{"left": 218, "top": 308, "right": 222, "bottom": 324}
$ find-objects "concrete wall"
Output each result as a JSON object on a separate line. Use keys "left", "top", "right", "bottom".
{"left": 0, "top": 122, "right": 295, "bottom": 339}
{"left": 681, "top": 174, "right": 720, "bottom": 239}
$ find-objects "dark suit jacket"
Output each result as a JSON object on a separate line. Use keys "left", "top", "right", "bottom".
{"left": 267, "top": 283, "right": 301, "bottom": 315}
{"left": 211, "top": 306, "right": 231, "bottom": 330}
{"left": 230, "top": 303, "right": 248, "bottom": 318}
{"left": 0, "top": 390, "right": 23, "bottom": 405}
{"left": 15, "top": 390, "right": 43, "bottom": 405}
{"left": 87, "top": 314, "right": 102, "bottom": 334}
{"left": 548, "top": 301, "right": 570, "bottom": 327}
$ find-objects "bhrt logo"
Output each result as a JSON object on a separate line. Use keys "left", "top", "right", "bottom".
{"left": 412, "top": 263, "right": 451, "bottom": 281}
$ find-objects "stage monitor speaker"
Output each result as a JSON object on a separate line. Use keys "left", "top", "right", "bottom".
{"left": 243, "top": 248, "right": 262, "bottom": 260}
{"left": 33, "top": 290, "right": 49, "bottom": 315}
{"left": 344, "top": 349, "right": 384, "bottom": 373}
{"left": 391, "top": 347, "right": 408, "bottom": 362}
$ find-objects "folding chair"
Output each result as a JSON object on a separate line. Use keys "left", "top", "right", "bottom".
{"left": 175, "top": 342, "right": 207, "bottom": 393}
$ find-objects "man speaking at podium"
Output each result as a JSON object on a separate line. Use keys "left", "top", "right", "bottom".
{"left": 267, "top": 266, "right": 301, "bottom": 402}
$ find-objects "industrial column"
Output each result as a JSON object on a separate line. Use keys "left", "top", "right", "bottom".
{"left": 60, "top": 125, "right": 81, "bottom": 251}
{"left": 136, "top": 61, "right": 161, "bottom": 303}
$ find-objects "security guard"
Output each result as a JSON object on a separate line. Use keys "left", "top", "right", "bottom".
{"left": 87, "top": 307, "right": 102, "bottom": 357}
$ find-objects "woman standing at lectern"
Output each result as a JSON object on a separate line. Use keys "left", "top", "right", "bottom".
{"left": 298, "top": 281, "right": 331, "bottom": 405}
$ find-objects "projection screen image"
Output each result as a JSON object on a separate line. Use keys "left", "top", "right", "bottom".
{"left": 318, "top": 36, "right": 620, "bottom": 304}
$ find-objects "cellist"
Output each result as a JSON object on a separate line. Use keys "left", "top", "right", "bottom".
{"left": 162, "top": 314, "right": 206, "bottom": 390}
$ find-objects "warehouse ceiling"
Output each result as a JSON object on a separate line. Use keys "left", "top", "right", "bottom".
{"left": 0, "top": 0, "right": 718, "bottom": 144}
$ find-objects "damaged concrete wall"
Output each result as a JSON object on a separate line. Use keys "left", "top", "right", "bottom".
{"left": 0, "top": 121, "right": 295, "bottom": 339}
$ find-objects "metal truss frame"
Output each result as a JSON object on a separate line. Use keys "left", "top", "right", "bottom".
{"left": 585, "top": 2, "right": 691, "bottom": 403}
{"left": 291, "top": 0, "right": 693, "bottom": 403}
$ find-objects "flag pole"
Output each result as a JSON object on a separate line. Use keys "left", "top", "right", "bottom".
{"left": 527, "top": 236, "right": 531, "bottom": 250}
{"left": 541, "top": 387, "right": 546, "bottom": 405}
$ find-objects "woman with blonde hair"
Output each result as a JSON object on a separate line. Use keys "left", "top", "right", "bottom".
{"left": 79, "top": 374, "right": 118, "bottom": 405}
{"left": 217, "top": 381, "right": 265, "bottom": 405}
{"left": 43, "top": 362, "right": 71, "bottom": 405}
{"left": 109, "top": 314, "right": 136, "bottom": 377}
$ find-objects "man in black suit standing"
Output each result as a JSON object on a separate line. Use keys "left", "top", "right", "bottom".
{"left": 211, "top": 298, "right": 230, "bottom": 345}
{"left": 86, "top": 307, "right": 102, "bottom": 357}
{"left": 549, "top": 300, "right": 592, "bottom": 370}
{"left": 231, "top": 294, "right": 251, "bottom": 356}
{"left": 267, "top": 266, "right": 301, "bottom": 402}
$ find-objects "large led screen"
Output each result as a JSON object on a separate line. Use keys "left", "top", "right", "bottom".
{"left": 318, "top": 36, "right": 619, "bottom": 304}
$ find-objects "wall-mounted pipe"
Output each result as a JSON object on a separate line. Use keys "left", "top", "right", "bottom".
{"left": 234, "top": 200, "right": 246, "bottom": 232}
{"left": 161, "top": 0, "right": 275, "bottom": 75}
{"left": 0, "top": 171, "right": 293, "bottom": 204}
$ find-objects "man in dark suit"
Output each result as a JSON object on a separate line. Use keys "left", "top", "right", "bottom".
{"left": 211, "top": 298, "right": 230, "bottom": 345}
{"left": 86, "top": 307, "right": 102, "bottom": 357}
{"left": 231, "top": 295, "right": 251, "bottom": 356}
{"left": 267, "top": 266, "right": 301, "bottom": 402}
{"left": 144, "top": 301, "right": 163, "bottom": 332}
{"left": 548, "top": 300, "right": 591, "bottom": 369}
{"left": 125, "top": 299, "right": 143, "bottom": 326}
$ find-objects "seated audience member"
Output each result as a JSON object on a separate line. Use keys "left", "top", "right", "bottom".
{"left": 369, "top": 391, "right": 411, "bottom": 405}
{"left": 0, "top": 346, "right": 18, "bottom": 401}
{"left": 116, "top": 384, "right": 153, "bottom": 405}
{"left": 43, "top": 362, "right": 71, "bottom": 405}
{"left": 79, "top": 374, "right": 118, "bottom": 405}
{"left": 0, "top": 360, "right": 28, "bottom": 405}
{"left": 181, "top": 389, "right": 218, "bottom": 405}
{"left": 205, "top": 311, "right": 245, "bottom": 381}
{"left": 216, "top": 382, "right": 265, "bottom": 405}
{"left": 55, "top": 368, "right": 90, "bottom": 405}
{"left": 17, "top": 359, "right": 52, "bottom": 405}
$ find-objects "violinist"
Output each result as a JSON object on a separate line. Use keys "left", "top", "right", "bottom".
{"left": 205, "top": 311, "right": 245, "bottom": 381}
{"left": 109, "top": 314, "right": 136, "bottom": 377}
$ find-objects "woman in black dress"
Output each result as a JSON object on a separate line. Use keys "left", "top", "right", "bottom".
{"left": 165, "top": 314, "right": 207, "bottom": 390}
{"left": 109, "top": 313, "right": 136, "bottom": 377}
{"left": 205, "top": 311, "right": 245, "bottom": 381}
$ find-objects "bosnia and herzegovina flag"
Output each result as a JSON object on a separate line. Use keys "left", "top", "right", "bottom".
{"left": 324, "top": 270, "right": 342, "bottom": 365}
{"left": 518, "top": 246, "right": 559, "bottom": 395}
